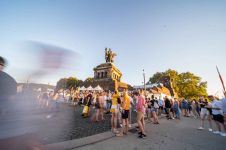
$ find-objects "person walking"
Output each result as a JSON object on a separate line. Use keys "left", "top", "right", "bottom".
{"left": 0, "top": 56, "right": 17, "bottom": 115}
{"left": 198, "top": 97, "right": 213, "bottom": 131}
{"left": 110, "top": 91, "right": 120, "bottom": 134}
{"left": 165, "top": 96, "right": 172, "bottom": 119}
{"left": 222, "top": 92, "right": 226, "bottom": 122}
{"left": 150, "top": 96, "right": 159, "bottom": 124}
{"left": 116, "top": 90, "right": 130, "bottom": 136}
{"left": 181, "top": 99, "right": 189, "bottom": 117}
{"left": 187, "top": 100, "right": 192, "bottom": 116}
{"left": 92, "top": 93, "right": 100, "bottom": 122}
{"left": 210, "top": 96, "right": 226, "bottom": 136}
{"left": 106, "top": 91, "right": 112, "bottom": 114}
{"left": 196, "top": 100, "right": 201, "bottom": 117}
{"left": 82, "top": 92, "right": 93, "bottom": 118}
{"left": 98, "top": 91, "right": 105, "bottom": 121}
{"left": 158, "top": 96, "right": 164, "bottom": 116}
{"left": 191, "top": 99, "right": 199, "bottom": 118}
{"left": 135, "top": 90, "right": 147, "bottom": 138}
{"left": 172, "top": 98, "right": 180, "bottom": 119}
{"left": 128, "top": 92, "right": 134, "bottom": 128}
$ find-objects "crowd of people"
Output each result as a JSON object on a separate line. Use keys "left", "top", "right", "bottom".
{"left": 37, "top": 87, "right": 226, "bottom": 138}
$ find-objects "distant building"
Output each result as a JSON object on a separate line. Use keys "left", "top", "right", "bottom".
{"left": 133, "top": 83, "right": 173, "bottom": 98}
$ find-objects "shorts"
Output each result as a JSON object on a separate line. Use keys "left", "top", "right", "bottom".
{"left": 110, "top": 104, "right": 118, "bottom": 113}
{"left": 110, "top": 108, "right": 118, "bottom": 113}
{"left": 137, "top": 111, "right": 144, "bottom": 121}
{"left": 200, "top": 108, "right": 209, "bottom": 116}
{"left": 165, "top": 108, "right": 171, "bottom": 114}
{"left": 207, "top": 108, "right": 212, "bottom": 115}
{"left": 159, "top": 106, "right": 163, "bottom": 110}
{"left": 122, "top": 110, "right": 129, "bottom": 119}
{"left": 150, "top": 107, "right": 157, "bottom": 112}
{"left": 213, "top": 114, "right": 224, "bottom": 123}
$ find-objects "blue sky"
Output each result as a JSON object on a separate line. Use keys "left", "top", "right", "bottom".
{"left": 1, "top": 0, "right": 226, "bottom": 96}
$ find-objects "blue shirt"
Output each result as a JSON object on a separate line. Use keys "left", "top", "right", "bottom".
{"left": 158, "top": 99, "right": 164, "bottom": 106}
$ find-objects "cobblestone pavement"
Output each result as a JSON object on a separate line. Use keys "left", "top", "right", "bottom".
{"left": 1, "top": 93, "right": 226, "bottom": 150}
{"left": 74, "top": 117, "right": 226, "bottom": 150}
{"left": 0, "top": 93, "right": 137, "bottom": 146}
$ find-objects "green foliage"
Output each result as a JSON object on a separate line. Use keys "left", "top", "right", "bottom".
{"left": 84, "top": 77, "right": 94, "bottom": 83}
{"left": 149, "top": 72, "right": 164, "bottom": 84}
{"left": 56, "top": 78, "right": 67, "bottom": 90}
{"left": 56, "top": 77, "right": 83, "bottom": 90}
{"left": 66, "top": 77, "right": 80, "bottom": 89}
{"left": 149, "top": 69, "right": 208, "bottom": 99}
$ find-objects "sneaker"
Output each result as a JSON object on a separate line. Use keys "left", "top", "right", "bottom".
{"left": 142, "top": 134, "right": 147, "bottom": 138}
{"left": 138, "top": 134, "right": 144, "bottom": 139}
{"left": 213, "top": 131, "right": 221, "bottom": 134}
{"left": 116, "top": 133, "right": 123, "bottom": 137}
{"left": 198, "top": 127, "right": 204, "bottom": 130}
{"left": 112, "top": 129, "right": 119, "bottom": 134}
{"left": 129, "top": 124, "right": 132, "bottom": 128}
{"left": 220, "top": 132, "right": 226, "bottom": 137}
{"left": 208, "top": 128, "right": 213, "bottom": 132}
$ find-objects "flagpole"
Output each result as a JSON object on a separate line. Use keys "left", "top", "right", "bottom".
{"left": 216, "top": 66, "right": 226, "bottom": 95}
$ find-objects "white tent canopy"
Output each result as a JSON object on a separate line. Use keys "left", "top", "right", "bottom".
{"left": 86, "top": 85, "right": 93, "bottom": 91}
{"left": 94, "top": 85, "right": 103, "bottom": 91}
{"left": 80, "top": 86, "right": 86, "bottom": 91}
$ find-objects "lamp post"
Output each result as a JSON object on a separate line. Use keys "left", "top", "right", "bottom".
{"left": 143, "top": 69, "right": 146, "bottom": 97}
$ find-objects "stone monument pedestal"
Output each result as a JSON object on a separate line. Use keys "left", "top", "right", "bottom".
{"left": 92, "top": 62, "right": 128, "bottom": 91}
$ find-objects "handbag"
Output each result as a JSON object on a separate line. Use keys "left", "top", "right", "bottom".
{"left": 83, "top": 98, "right": 90, "bottom": 114}
{"left": 83, "top": 105, "right": 89, "bottom": 114}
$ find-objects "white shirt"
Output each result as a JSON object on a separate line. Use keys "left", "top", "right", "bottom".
{"left": 221, "top": 98, "right": 226, "bottom": 114}
{"left": 211, "top": 100, "right": 223, "bottom": 115}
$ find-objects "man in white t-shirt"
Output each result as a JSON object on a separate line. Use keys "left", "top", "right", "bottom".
{"left": 158, "top": 97, "right": 164, "bottom": 116}
{"left": 210, "top": 96, "right": 226, "bottom": 137}
{"left": 222, "top": 92, "right": 226, "bottom": 118}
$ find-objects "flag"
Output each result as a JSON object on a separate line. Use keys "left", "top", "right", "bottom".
{"left": 216, "top": 66, "right": 226, "bottom": 93}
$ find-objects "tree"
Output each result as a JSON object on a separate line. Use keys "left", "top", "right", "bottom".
{"left": 149, "top": 69, "right": 179, "bottom": 93}
{"left": 56, "top": 77, "right": 83, "bottom": 91}
{"left": 149, "top": 72, "right": 164, "bottom": 84}
{"left": 66, "top": 77, "right": 80, "bottom": 89}
{"left": 177, "top": 72, "right": 208, "bottom": 99}
{"left": 149, "top": 69, "right": 208, "bottom": 99}
{"left": 56, "top": 78, "right": 68, "bottom": 90}
{"left": 84, "top": 77, "right": 94, "bottom": 83}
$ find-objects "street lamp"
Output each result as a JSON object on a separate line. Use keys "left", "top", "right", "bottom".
{"left": 143, "top": 69, "right": 146, "bottom": 97}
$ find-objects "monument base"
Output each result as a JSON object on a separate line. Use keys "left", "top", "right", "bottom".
{"left": 82, "top": 79, "right": 130, "bottom": 92}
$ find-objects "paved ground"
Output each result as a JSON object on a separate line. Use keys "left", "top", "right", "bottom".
{"left": 0, "top": 92, "right": 136, "bottom": 149}
{"left": 73, "top": 117, "right": 226, "bottom": 150}
{"left": 1, "top": 93, "right": 226, "bottom": 150}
